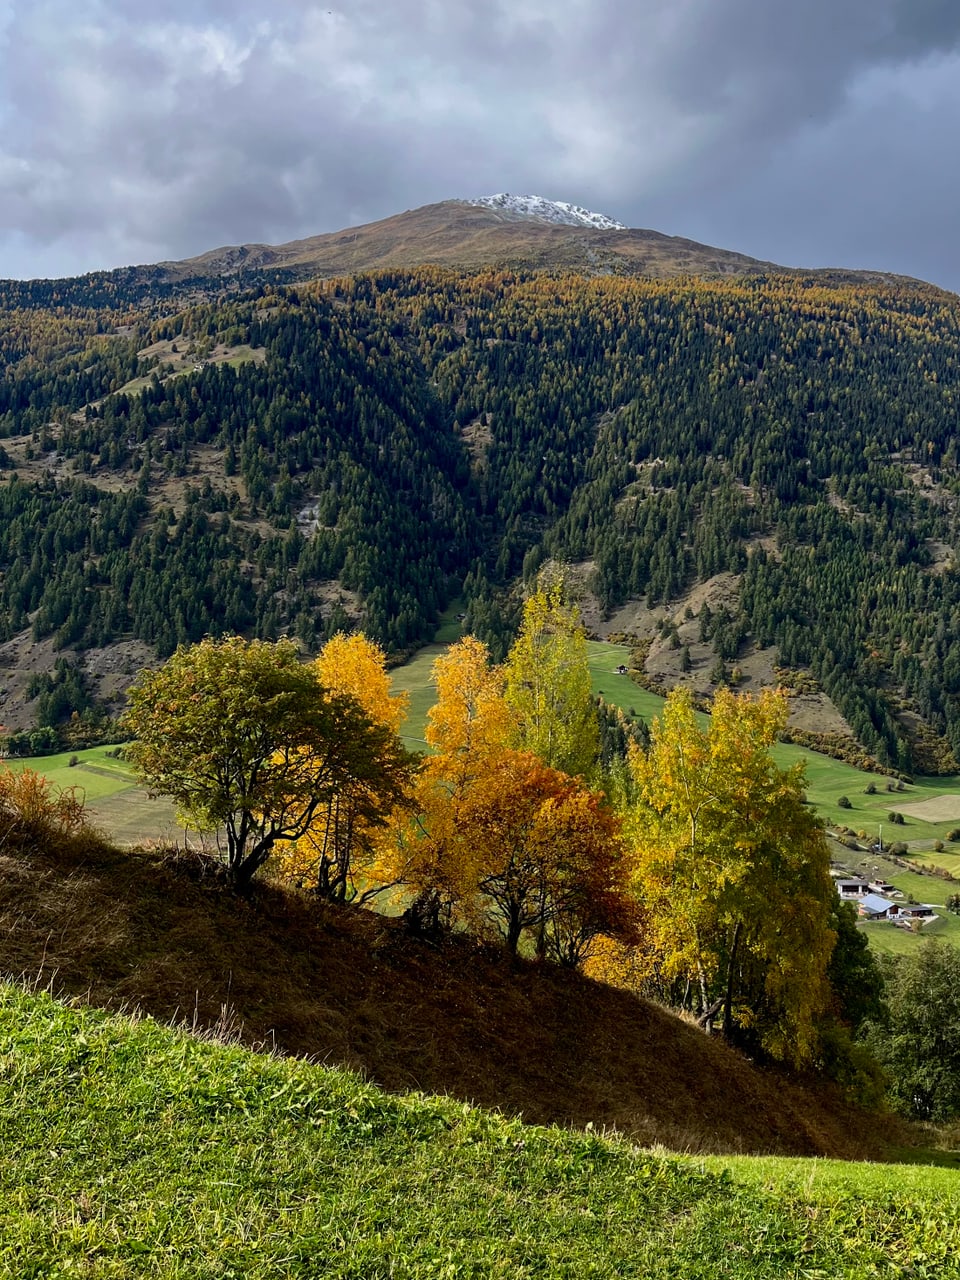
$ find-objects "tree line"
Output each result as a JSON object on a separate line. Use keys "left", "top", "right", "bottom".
{"left": 6, "top": 268, "right": 960, "bottom": 763}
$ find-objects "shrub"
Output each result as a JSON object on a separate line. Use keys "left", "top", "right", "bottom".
{"left": 890, "top": 842, "right": 908, "bottom": 856}
{"left": 0, "top": 767, "right": 91, "bottom": 850}
{"left": 888, "top": 811, "right": 905, "bottom": 825}
{"left": 934, "top": 840, "right": 945, "bottom": 852}
{"left": 838, "top": 796, "right": 851, "bottom": 809}
{"left": 68, "top": 755, "right": 78, "bottom": 767}
{"left": 948, "top": 828, "right": 960, "bottom": 843}
{"left": 864, "top": 782, "right": 877, "bottom": 795}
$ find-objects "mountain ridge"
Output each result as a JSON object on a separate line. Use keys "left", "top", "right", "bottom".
{"left": 70, "top": 199, "right": 939, "bottom": 296}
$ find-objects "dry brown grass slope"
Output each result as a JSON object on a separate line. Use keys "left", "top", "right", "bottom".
{"left": 0, "top": 837, "right": 913, "bottom": 1160}
{"left": 160, "top": 201, "right": 925, "bottom": 287}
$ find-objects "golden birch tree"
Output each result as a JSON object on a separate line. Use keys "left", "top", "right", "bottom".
{"left": 629, "top": 686, "right": 835, "bottom": 1065}
{"left": 274, "top": 632, "right": 413, "bottom": 900}
{"left": 401, "top": 637, "right": 513, "bottom": 915}
{"left": 503, "top": 580, "right": 598, "bottom": 778}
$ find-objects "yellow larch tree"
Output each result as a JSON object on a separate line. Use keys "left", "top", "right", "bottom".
{"left": 503, "top": 578, "right": 599, "bottom": 778}
{"left": 274, "top": 631, "right": 412, "bottom": 901}
{"left": 628, "top": 686, "right": 835, "bottom": 1066}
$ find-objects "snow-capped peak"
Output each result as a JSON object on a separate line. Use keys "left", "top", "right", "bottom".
{"left": 464, "top": 194, "right": 626, "bottom": 231}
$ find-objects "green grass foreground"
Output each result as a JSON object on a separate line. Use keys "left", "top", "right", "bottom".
{"left": 2, "top": 985, "right": 959, "bottom": 1279}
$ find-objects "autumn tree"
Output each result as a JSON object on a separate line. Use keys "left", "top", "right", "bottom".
{"left": 124, "top": 636, "right": 410, "bottom": 889}
{"left": 503, "top": 579, "right": 598, "bottom": 777}
{"left": 415, "top": 747, "right": 636, "bottom": 959}
{"left": 534, "top": 781, "right": 642, "bottom": 966}
{"left": 629, "top": 686, "right": 836, "bottom": 1065}
{"left": 316, "top": 632, "right": 409, "bottom": 735}
{"left": 276, "top": 632, "right": 413, "bottom": 900}
{"left": 398, "top": 637, "right": 513, "bottom": 918}
{"left": 402, "top": 637, "right": 635, "bottom": 960}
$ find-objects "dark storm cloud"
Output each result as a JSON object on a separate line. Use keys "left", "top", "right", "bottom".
{"left": 1, "top": 1, "right": 960, "bottom": 288}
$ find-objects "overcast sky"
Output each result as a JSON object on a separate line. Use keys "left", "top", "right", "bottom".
{"left": 3, "top": 0, "right": 960, "bottom": 290}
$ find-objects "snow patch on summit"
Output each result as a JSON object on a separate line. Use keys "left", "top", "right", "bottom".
{"left": 464, "top": 194, "right": 626, "bottom": 231}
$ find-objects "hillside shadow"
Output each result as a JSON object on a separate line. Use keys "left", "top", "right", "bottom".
{"left": 0, "top": 839, "right": 922, "bottom": 1161}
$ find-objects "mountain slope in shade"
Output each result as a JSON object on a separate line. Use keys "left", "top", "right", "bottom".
{"left": 0, "top": 837, "right": 908, "bottom": 1159}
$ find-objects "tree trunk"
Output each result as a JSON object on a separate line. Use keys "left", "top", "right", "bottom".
{"left": 722, "top": 920, "right": 743, "bottom": 1040}
{"left": 506, "top": 911, "right": 524, "bottom": 955}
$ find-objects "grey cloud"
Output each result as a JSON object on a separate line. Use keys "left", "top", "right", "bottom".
{"left": 0, "top": 0, "right": 959, "bottom": 288}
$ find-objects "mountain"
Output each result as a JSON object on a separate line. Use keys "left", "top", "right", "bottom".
{"left": 157, "top": 197, "right": 933, "bottom": 293}
{"left": 0, "top": 198, "right": 923, "bottom": 312}
{"left": 154, "top": 198, "right": 786, "bottom": 290}
{"left": 1, "top": 205, "right": 959, "bottom": 771}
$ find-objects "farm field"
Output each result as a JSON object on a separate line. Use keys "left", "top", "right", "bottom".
{"left": 3, "top": 982, "right": 959, "bottom": 1279}
{"left": 5, "top": 744, "right": 182, "bottom": 846}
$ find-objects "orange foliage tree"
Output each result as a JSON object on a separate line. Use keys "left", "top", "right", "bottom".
{"left": 403, "top": 638, "right": 637, "bottom": 960}
{"left": 417, "top": 748, "right": 637, "bottom": 960}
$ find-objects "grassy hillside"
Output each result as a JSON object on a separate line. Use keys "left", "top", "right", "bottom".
{"left": 2, "top": 983, "right": 958, "bottom": 1278}
{"left": 0, "top": 835, "right": 910, "bottom": 1160}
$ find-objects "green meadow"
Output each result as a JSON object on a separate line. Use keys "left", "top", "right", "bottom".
{"left": 5, "top": 744, "right": 181, "bottom": 846}
{"left": 3, "top": 982, "right": 959, "bottom": 1280}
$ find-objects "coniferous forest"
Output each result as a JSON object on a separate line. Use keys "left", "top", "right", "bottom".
{"left": 3, "top": 266, "right": 960, "bottom": 769}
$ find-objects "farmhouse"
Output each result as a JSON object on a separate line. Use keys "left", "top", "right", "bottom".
{"left": 834, "top": 877, "right": 870, "bottom": 899}
{"left": 857, "top": 893, "right": 896, "bottom": 920}
{"left": 895, "top": 904, "right": 936, "bottom": 921}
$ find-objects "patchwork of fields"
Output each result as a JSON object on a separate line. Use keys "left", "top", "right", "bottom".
{"left": 6, "top": 745, "right": 181, "bottom": 846}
